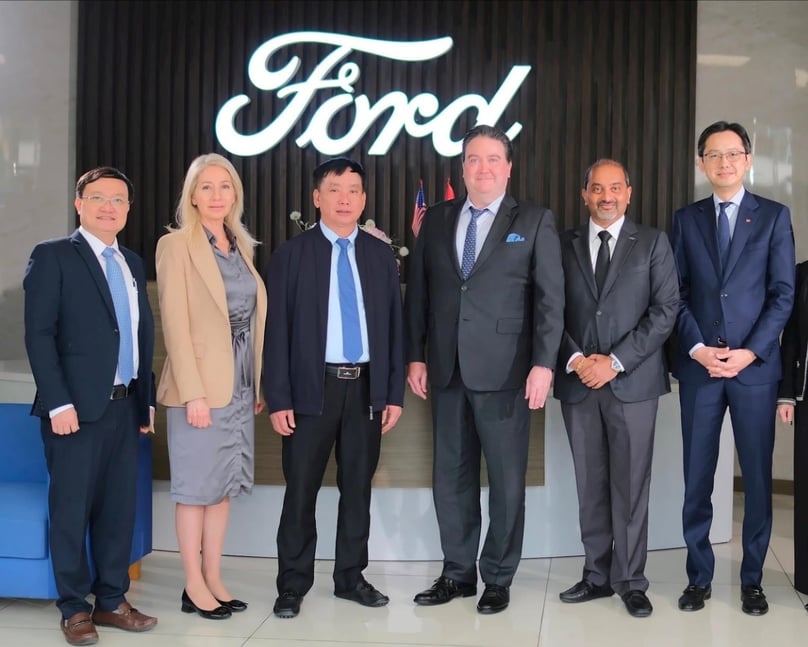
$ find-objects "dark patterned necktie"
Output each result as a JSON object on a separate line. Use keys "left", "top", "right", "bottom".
{"left": 717, "top": 201, "right": 731, "bottom": 269}
{"left": 461, "top": 207, "right": 486, "bottom": 278}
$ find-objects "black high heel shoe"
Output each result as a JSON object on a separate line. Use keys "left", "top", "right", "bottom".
{"left": 181, "top": 589, "right": 232, "bottom": 620}
{"left": 216, "top": 598, "right": 247, "bottom": 612}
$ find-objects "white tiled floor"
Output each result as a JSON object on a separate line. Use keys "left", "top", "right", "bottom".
{"left": 1, "top": 494, "right": 805, "bottom": 647}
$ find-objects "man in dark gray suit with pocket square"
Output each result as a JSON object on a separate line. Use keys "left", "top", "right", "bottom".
{"left": 554, "top": 159, "right": 678, "bottom": 617}
{"left": 405, "top": 125, "right": 564, "bottom": 614}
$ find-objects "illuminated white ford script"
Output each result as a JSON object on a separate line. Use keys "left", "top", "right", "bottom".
{"left": 215, "top": 31, "right": 531, "bottom": 157}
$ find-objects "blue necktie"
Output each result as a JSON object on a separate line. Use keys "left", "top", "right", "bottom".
{"left": 102, "top": 247, "right": 135, "bottom": 384}
{"left": 717, "top": 201, "right": 731, "bottom": 269}
{"left": 461, "top": 207, "right": 486, "bottom": 279}
{"left": 336, "top": 238, "right": 362, "bottom": 363}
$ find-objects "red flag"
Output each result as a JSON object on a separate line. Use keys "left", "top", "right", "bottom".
{"left": 411, "top": 180, "right": 427, "bottom": 237}
{"left": 445, "top": 178, "right": 455, "bottom": 201}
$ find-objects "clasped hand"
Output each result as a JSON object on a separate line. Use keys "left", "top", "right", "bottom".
{"left": 693, "top": 346, "right": 756, "bottom": 378}
{"left": 574, "top": 354, "right": 617, "bottom": 389}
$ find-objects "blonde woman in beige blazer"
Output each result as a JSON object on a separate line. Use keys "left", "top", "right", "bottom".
{"left": 156, "top": 153, "right": 266, "bottom": 620}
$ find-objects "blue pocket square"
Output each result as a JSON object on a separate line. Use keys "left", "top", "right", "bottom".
{"left": 506, "top": 233, "right": 525, "bottom": 243}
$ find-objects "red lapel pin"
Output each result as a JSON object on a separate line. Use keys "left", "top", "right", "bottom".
{"left": 745, "top": 218, "right": 751, "bottom": 223}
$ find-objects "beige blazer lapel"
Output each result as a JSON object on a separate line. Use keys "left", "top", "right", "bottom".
{"left": 187, "top": 226, "right": 229, "bottom": 320}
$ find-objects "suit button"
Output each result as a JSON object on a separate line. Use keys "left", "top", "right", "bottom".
{"left": 460, "top": 285, "right": 468, "bottom": 292}
{"left": 721, "top": 293, "right": 727, "bottom": 298}
{"left": 113, "top": 328, "right": 119, "bottom": 334}
{"left": 713, "top": 321, "right": 720, "bottom": 326}
{"left": 596, "top": 310, "right": 602, "bottom": 316}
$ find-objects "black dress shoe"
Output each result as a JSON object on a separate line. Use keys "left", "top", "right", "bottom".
{"left": 414, "top": 576, "right": 477, "bottom": 606}
{"left": 477, "top": 584, "right": 510, "bottom": 614}
{"left": 741, "top": 585, "right": 768, "bottom": 616}
{"left": 181, "top": 590, "right": 232, "bottom": 620}
{"left": 678, "top": 584, "right": 711, "bottom": 611}
{"left": 216, "top": 598, "right": 247, "bottom": 612}
{"left": 273, "top": 591, "right": 302, "bottom": 618}
{"left": 335, "top": 577, "right": 389, "bottom": 607}
{"left": 559, "top": 580, "right": 615, "bottom": 603}
{"left": 621, "top": 590, "right": 653, "bottom": 618}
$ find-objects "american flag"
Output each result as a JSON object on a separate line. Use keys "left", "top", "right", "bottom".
{"left": 411, "top": 180, "right": 427, "bottom": 237}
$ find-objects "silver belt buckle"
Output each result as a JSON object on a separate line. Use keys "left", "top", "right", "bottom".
{"left": 337, "top": 366, "right": 361, "bottom": 379}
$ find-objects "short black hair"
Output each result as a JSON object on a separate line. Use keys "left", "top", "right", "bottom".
{"left": 313, "top": 158, "right": 366, "bottom": 191}
{"left": 697, "top": 121, "right": 752, "bottom": 157}
{"left": 75, "top": 166, "right": 134, "bottom": 203}
{"left": 461, "top": 125, "right": 513, "bottom": 162}
{"left": 582, "top": 159, "right": 631, "bottom": 189}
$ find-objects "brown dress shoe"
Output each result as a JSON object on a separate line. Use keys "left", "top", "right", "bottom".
{"left": 60, "top": 612, "right": 98, "bottom": 646}
{"left": 92, "top": 601, "right": 157, "bottom": 632}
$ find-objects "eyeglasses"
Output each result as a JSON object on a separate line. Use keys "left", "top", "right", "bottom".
{"left": 702, "top": 150, "right": 747, "bottom": 163}
{"left": 81, "top": 195, "right": 130, "bottom": 208}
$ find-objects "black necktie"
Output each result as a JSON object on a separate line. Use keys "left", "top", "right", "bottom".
{"left": 595, "top": 230, "right": 611, "bottom": 295}
{"left": 717, "top": 201, "right": 731, "bottom": 269}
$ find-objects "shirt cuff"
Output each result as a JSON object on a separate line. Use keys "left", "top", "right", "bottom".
{"left": 777, "top": 398, "right": 796, "bottom": 406}
{"left": 49, "top": 404, "right": 74, "bottom": 418}
{"left": 688, "top": 342, "right": 705, "bottom": 358}
{"left": 566, "top": 352, "right": 584, "bottom": 374}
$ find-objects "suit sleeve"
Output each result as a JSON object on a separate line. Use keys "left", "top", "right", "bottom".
{"left": 23, "top": 243, "right": 72, "bottom": 411}
{"left": 263, "top": 245, "right": 294, "bottom": 413}
{"left": 778, "top": 261, "right": 807, "bottom": 400}
{"left": 155, "top": 235, "right": 206, "bottom": 404}
{"left": 671, "top": 210, "right": 705, "bottom": 351}
{"left": 743, "top": 205, "right": 795, "bottom": 360}
{"left": 404, "top": 207, "right": 431, "bottom": 364}
{"left": 385, "top": 249, "right": 405, "bottom": 406}
{"left": 531, "top": 208, "right": 565, "bottom": 369}
{"left": 611, "top": 231, "right": 680, "bottom": 371}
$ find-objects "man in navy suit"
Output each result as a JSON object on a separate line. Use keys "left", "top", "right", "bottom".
{"left": 671, "top": 121, "right": 795, "bottom": 616}
{"left": 263, "top": 158, "right": 404, "bottom": 619}
{"left": 24, "top": 167, "right": 157, "bottom": 644}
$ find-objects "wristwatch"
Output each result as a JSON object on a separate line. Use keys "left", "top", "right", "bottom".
{"left": 610, "top": 356, "right": 623, "bottom": 373}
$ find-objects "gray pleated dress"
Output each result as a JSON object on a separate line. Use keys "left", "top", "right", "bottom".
{"left": 167, "top": 232, "right": 257, "bottom": 505}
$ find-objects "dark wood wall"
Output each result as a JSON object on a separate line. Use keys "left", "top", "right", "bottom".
{"left": 77, "top": 0, "right": 696, "bottom": 279}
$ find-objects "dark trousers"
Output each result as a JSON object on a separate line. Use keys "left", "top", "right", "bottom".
{"left": 430, "top": 369, "right": 530, "bottom": 587}
{"left": 680, "top": 378, "right": 776, "bottom": 587}
{"left": 41, "top": 396, "right": 139, "bottom": 619}
{"left": 795, "top": 399, "right": 808, "bottom": 594}
{"left": 561, "top": 389, "right": 658, "bottom": 595}
{"left": 276, "top": 373, "right": 382, "bottom": 595}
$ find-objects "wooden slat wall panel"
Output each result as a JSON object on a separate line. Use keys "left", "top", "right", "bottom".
{"left": 77, "top": 0, "right": 696, "bottom": 279}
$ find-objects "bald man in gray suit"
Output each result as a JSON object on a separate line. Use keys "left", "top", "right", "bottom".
{"left": 554, "top": 160, "right": 678, "bottom": 618}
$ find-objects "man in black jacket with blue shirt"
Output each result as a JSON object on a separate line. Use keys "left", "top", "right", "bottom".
{"left": 263, "top": 158, "right": 404, "bottom": 619}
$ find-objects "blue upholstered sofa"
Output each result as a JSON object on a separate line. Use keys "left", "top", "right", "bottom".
{"left": 0, "top": 402, "right": 153, "bottom": 599}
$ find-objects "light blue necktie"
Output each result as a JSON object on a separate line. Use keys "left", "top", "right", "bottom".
{"left": 461, "top": 207, "right": 486, "bottom": 279}
{"left": 717, "top": 201, "right": 731, "bottom": 269}
{"left": 102, "top": 247, "right": 135, "bottom": 384}
{"left": 336, "top": 238, "right": 362, "bottom": 363}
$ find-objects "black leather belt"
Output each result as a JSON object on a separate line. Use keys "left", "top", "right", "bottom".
{"left": 325, "top": 363, "right": 369, "bottom": 380}
{"left": 111, "top": 380, "right": 137, "bottom": 400}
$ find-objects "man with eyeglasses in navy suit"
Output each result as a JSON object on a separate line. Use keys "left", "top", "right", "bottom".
{"left": 671, "top": 121, "right": 795, "bottom": 616}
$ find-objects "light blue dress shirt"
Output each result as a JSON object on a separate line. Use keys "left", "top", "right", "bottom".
{"left": 454, "top": 193, "right": 507, "bottom": 266}
{"left": 319, "top": 221, "right": 371, "bottom": 364}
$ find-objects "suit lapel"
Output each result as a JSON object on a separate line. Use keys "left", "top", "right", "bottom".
{"left": 723, "top": 192, "right": 758, "bottom": 280}
{"left": 692, "top": 198, "right": 722, "bottom": 278}
{"left": 313, "top": 227, "right": 333, "bottom": 346}
{"left": 469, "top": 195, "right": 518, "bottom": 277}
{"left": 70, "top": 230, "right": 116, "bottom": 319}
{"left": 571, "top": 223, "right": 598, "bottom": 300}
{"left": 444, "top": 200, "right": 464, "bottom": 278}
{"left": 600, "top": 218, "right": 639, "bottom": 299}
{"left": 188, "top": 226, "right": 229, "bottom": 320}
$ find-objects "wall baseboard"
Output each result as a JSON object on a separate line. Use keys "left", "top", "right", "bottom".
{"left": 734, "top": 477, "right": 793, "bottom": 496}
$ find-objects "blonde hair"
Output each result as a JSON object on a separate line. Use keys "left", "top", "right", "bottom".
{"left": 171, "top": 153, "right": 258, "bottom": 251}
